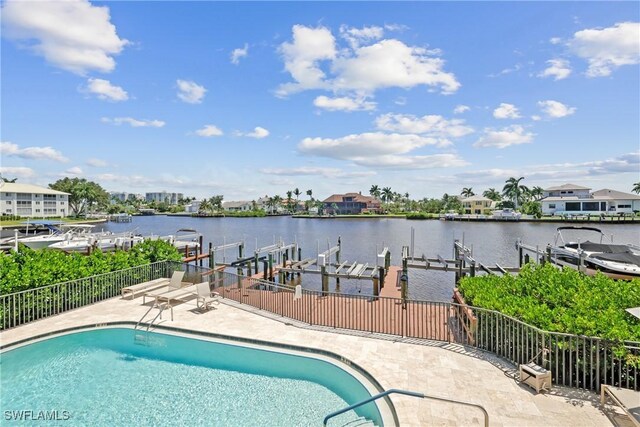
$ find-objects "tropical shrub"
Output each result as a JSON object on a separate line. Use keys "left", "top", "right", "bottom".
{"left": 0, "top": 240, "right": 182, "bottom": 295}
{"left": 458, "top": 263, "right": 640, "bottom": 341}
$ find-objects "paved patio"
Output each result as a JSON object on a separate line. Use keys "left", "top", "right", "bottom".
{"left": 0, "top": 293, "right": 630, "bottom": 427}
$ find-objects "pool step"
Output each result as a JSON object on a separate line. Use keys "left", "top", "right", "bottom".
{"left": 133, "top": 332, "right": 150, "bottom": 346}
{"left": 341, "top": 416, "right": 377, "bottom": 427}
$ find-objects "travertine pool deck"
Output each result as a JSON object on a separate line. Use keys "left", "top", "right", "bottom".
{"left": 0, "top": 295, "right": 628, "bottom": 427}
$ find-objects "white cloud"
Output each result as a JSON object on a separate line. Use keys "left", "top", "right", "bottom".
{"left": 568, "top": 22, "right": 640, "bottom": 77}
{"left": 277, "top": 25, "right": 336, "bottom": 96}
{"left": 339, "top": 25, "right": 384, "bottom": 49}
{"left": 86, "top": 158, "right": 108, "bottom": 167}
{"left": 549, "top": 37, "right": 563, "bottom": 45}
{"left": 299, "top": 132, "right": 442, "bottom": 160}
{"left": 313, "top": 95, "right": 376, "bottom": 112}
{"left": 493, "top": 103, "right": 521, "bottom": 119}
{"left": 1, "top": 0, "right": 128, "bottom": 75}
{"left": 538, "top": 59, "right": 572, "bottom": 80}
{"left": 374, "top": 113, "right": 473, "bottom": 139}
{"left": 453, "top": 105, "right": 470, "bottom": 114}
{"left": 260, "top": 167, "right": 375, "bottom": 178}
{"left": 101, "top": 117, "right": 165, "bottom": 127}
{"left": 531, "top": 115, "right": 542, "bottom": 121}
{"left": 0, "top": 166, "right": 35, "bottom": 178}
{"left": 237, "top": 127, "right": 270, "bottom": 139}
{"left": 65, "top": 166, "right": 83, "bottom": 175}
{"left": 83, "top": 78, "right": 128, "bottom": 101}
{"left": 332, "top": 39, "right": 460, "bottom": 95}
{"left": 488, "top": 63, "right": 522, "bottom": 77}
{"left": 231, "top": 43, "right": 249, "bottom": 65}
{"left": 195, "top": 125, "right": 224, "bottom": 137}
{"left": 176, "top": 79, "right": 207, "bottom": 104}
{"left": 1, "top": 141, "right": 68, "bottom": 162}
{"left": 473, "top": 125, "right": 534, "bottom": 149}
{"left": 353, "top": 153, "right": 469, "bottom": 169}
{"left": 537, "top": 100, "right": 576, "bottom": 118}
{"left": 277, "top": 25, "right": 459, "bottom": 97}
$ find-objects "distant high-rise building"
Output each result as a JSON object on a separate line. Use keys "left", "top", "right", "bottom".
{"left": 145, "top": 191, "right": 184, "bottom": 205}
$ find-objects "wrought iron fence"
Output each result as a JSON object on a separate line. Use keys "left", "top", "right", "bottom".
{"left": 0, "top": 261, "right": 170, "bottom": 330}
{"left": 2, "top": 261, "right": 638, "bottom": 392}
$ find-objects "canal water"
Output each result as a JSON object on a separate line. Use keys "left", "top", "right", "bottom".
{"left": 102, "top": 216, "right": 640, "bottom": 302}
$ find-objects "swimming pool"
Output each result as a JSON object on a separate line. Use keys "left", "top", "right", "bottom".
{"left": 0, "top": 326, "right": 391, "bottom": 426}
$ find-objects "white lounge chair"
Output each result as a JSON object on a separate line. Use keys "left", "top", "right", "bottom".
{"left": 142, "top": 271, "right": 190, "bottom": 304}
{"left": 193, "top": 281, "right": 220, "bottom": 310}
{"left": 122, "top": 277, "right": 172, "bottom": 300}
{"left": 153, "top": 282, "right": 198, "bottom": 309}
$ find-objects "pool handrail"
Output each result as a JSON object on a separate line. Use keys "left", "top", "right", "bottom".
{"left": 322, "top": 388, "right": 489, "bottom": 427}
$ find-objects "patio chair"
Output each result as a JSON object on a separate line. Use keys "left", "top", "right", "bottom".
{"left": 193, "top": 281, "right": 220, "bottom": 310}
{"left": 121, "top": 272, "right": 183, "bottom": 300}
{"left": 142, "top": 271, "right": 190, "bottom": 304}
{"left": 152, "top": 282, "right": 199, "bottom": 310}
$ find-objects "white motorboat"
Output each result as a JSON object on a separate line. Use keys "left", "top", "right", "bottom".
{"left": 551, "top": 226, "right": 640, "bottom": 279}
{"left": 492, "top": 208, "right": 522, "bottom": 220}
{"left": 49, "top": 231, "right": 143, "bottom": 252}
{"left": 162, "top": 228, "right": 201, "bottom": 252}
{"left": 10, "top": 222, "right": 96, "bottom": 250}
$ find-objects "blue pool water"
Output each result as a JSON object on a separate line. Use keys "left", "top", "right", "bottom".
{"left": 0, "top": 328, "right": 383, "bottom": 426}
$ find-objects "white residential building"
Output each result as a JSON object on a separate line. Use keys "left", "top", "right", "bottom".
{"left": 0, "top": 182, "right": 70, "bottom": 218}
{"left": 541, "top": 184, "right": 640, "bottom": 215}
{"left": 222, "top": 201, "right": 252, "bottom": 212}
{"left": 185, "top": 200, "right": 202, "bottom": 213}
{"left": 145, "top": 191, "right": 184, "bottom": 205}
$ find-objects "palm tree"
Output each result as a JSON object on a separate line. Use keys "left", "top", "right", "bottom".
{"left": 273, "top": 195, "right": 282, "bottom": 214}
{"left": 306, "top": 189, "right": 313, "bottom": 201}
{"left": 633, "top": 182, "right": 640, "bottom": 194}
{"left": 502, "top": 177, "right": 529, "bottom": 209}
{"left": 529, "top": 186, "right": 544, "bottom": 201}
{"left": 461, "top": 187, "right": 474, "bottom": 198}
{"left": 483, "top": 188, "right": 501, "bottom": 201}
{"left": 286, "top": 190, "right": 293, "bottom": 212}
{"left": 0, "top": 175, "right": 17, "bottom": 183}
{"left": 266, "top": 197, "right": 276, "bottom": 214}
{"left": 370, "top": 185, "right": 381, "bottom": 199}
{"left": 382, "top": 187, "right": 393, "bottom": 204}
{"left": 198, "top": 199, "right": 212, "bottom": 214}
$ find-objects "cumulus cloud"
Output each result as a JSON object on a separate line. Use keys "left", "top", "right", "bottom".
{"left": 277, "top": 24, "right": 459, "bottom": 98}
{"left": 237, "top": 127, "right": 270, "bottom": 139}
{"left": 101, "top": 117, "right": 165, "bottom": 127}
{"left": 1, "top": 141, "right": 68, "bottom": 162}
{"left": 537, "top": 100, "right": 576, "bottom": 118}
{"left": 339, "top": 25, "right": 384, "bottom": 49}
{"left": 299, "top": 132, "right": 443, "bottom": 161}
{"left": 277, "top": 25, "right": 336, "bottom": 95}
{"left": 538, "top": 59, "right": 572, "bottom": 80}
{"left": 82, "top": 78, "right": 128, "bottom": 101}
{"left": 195, "top": 125, "right": 224, "bottom": 137}
{"left": 231, "top": 43, "right": 249, "bottom": 65}
{"left": 493, "top": 103, "right": 521, "bottom": 119}
{"left": 568, "top": 22, "right": 640, "bottom": 77}
{"left": 1, "top": 0, "right": 128, "bottom": 74}
{"left": 473, "top": 125, "right": 534, "bottom": 149}
{"left": 313, "top": 95, "right": 376, "bottom": 112}
{"left": 453, "top": 105, "right": 470, "bottom": 114}
{"left": 176, "top": 79, "right": 206, "bottom": 104}
{"left": 65, "top": 166, "right": 83, "bottom": 175}
{"left": 260, "top": 167, "right": 375, "bottom": 178}
{"left": 374, "top": 113, "right": 473, "bottom": 140}
{"left": 86, "top": 158, "right": 108, "bottom": 167}
{"left": 0, "top": 166, "right": 35, "bottom": 178}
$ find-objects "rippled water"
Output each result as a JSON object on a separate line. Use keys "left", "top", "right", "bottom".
{"left": 103, "top": 216, "right": 640, "bottom": 301}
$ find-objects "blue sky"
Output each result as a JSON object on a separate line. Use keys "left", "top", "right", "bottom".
{"left": 1, "top": 1, "right": 639, "bottom": 200}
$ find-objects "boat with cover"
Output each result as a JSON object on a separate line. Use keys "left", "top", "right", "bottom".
{"left": 49, "top": 230, "right": 142, "bottom": 252}
{"left": 551, "top": 226, "right": 640, "bottom": 279}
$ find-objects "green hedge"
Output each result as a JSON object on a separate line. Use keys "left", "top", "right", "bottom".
{"left": 458, "top": 263, "right": 640, "bottom": 341}
{"left": 0, "top": 240, "right": 182, "bottom": 295}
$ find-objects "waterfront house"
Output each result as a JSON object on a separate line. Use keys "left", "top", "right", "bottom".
{"left": 461, "top": 195, "right": 495, "bottom": 215}
{"left": 541, "top": 184, "right": 640, "bottom": 215}
{"left": 0, "top": 182, "right": 69, "bottom": 218}
{"left": 222, "top": 201, "right": 252, "bottom": 212}
{"left": 184, "top": 200, "right": 202, "bottom": 213}
{"left": 322, "top": 192, "right": 382, "bottom": 214}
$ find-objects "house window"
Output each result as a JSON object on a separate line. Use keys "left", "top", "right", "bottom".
{"left": 35, "top": 209, "right": 40, "bottom": 213}
{"left": 617, "top": 204, "right": 632, "bottom": 209}
{"left": 548, "top": 204, "right": 556, "bottom": 209}
{"left": 600, "top": 202, "right": 607, "bottom": 211}
{"left": 582, "top": 202, "right": 599, "bottom": 211}
{"left": 6, "top": 201, "right": 11, "bottom": 205}
{"left": 6, "top": 209, "right": 12, "bottom": 213}
{"left": 566, "top": 202, "right": 581, "bottom": 211}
